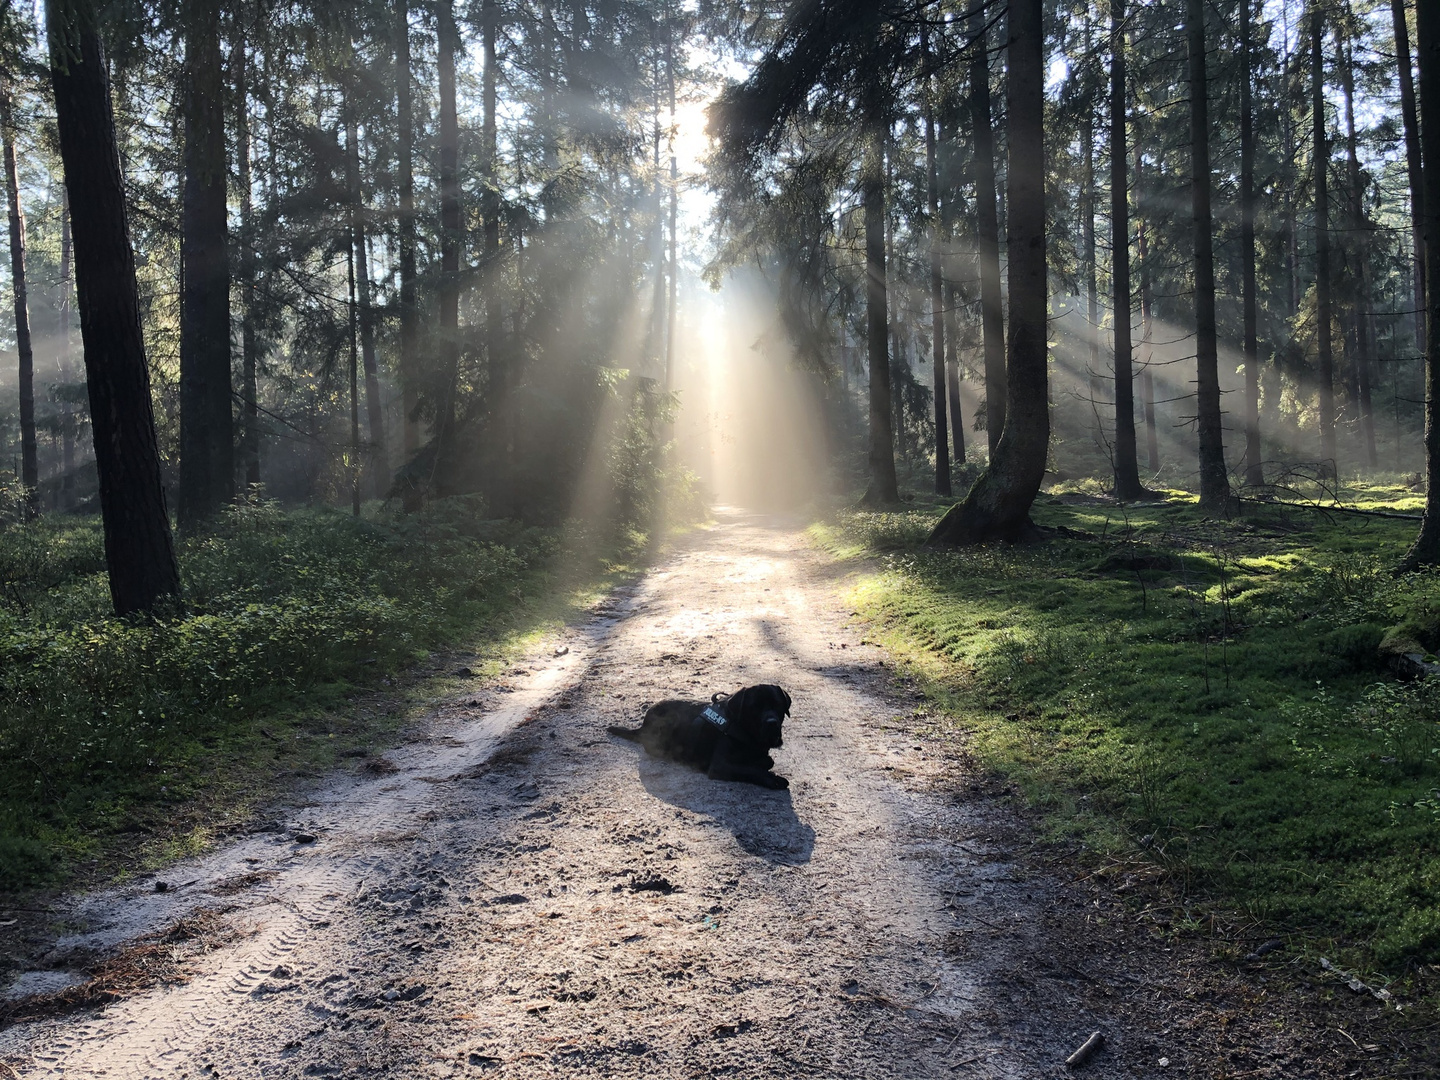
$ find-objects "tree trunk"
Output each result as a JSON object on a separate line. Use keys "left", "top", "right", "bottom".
{"left": 1136, "top": 146, "right": 1159, "bottom": 473}
{"left": 1, "top": 90, "right": 36, "bottom": 518}
{"left": 396, "top": 2, "right": 420, "bottom": 508}
{"left": 177, "top": 0, "right": 232, "bottom": 533}
{"left": 48, "top": 1, "right": 180, "bottom": 613}
{"left": 1240, "top": 0, "right": 1263, "bottom": 486}
{"left": 1393, "top": 0, "right": 1426, "bottom": 352}
{"left": 346, "top": 162, "right": 360, "bottom": 518}
{"left": 234, "top": 18, "right": 260, "bottom": 490}
{"left": 664, "top": 7, "right": 679, "bottom": 398}
{"left": 346, "top": 105, "right": 387, "bottom": 497}
{"left": 59, "top": 187, "right": 75, "bottom": 508}
{"left": 970, "top": 1, "right": 1005, "bottom": 457}
{"left": 1311, "top": 4, "right": 1337, "bottom": 473}
{"left": 861, "top": 103, "right": 898, "bottom": 506}
{"left": 1109, "top": 0, "right": 1141, "bottom": 499}
{"left": 946, "top": 294, "right": 966, "bottom": 466}
{"left": 482, "top": 0, "right": 507, "bottom": 470}
{"left": 929, "top": 0, "right": 1047, "bottom": 545}
{"left": 1190, "top": 0, "right": 1230, "bottom": 513}
{"left": 1341, "top": 28, "right": 1377, "bottom": 468}
{"left": 1400, "top": 0, "right": 1440, "bottom": 568}
{"left": 923, "top": 20, "right": 950, "bottom": 496}
{"left": 1081, "top": 17, "right": 1101, "bottom": 437}
{"left": 437, "top": 0, "right": 461, "bottom": 482}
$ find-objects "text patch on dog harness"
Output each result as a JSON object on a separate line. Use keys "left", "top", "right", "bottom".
{"left": 700, "top": 705, "right": 730, "bottom": 731}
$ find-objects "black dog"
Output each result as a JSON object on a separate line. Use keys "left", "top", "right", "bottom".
{"left": 608, "top": 684, "right": 793, "bottom": 789}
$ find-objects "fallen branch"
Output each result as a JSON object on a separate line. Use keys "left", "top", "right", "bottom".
{"left": 1066, "top": 1030, "right": 1105, "bottom": 1068}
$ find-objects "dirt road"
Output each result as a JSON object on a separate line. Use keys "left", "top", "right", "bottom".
{"left": 0, "top": 512, "right": 1352, "bottom": 1077}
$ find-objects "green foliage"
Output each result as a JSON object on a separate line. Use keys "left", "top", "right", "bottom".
{"left": 0, "top": 499, "right": 560, "bottom": 889}
{"left": 819, "top": 490, "right": 1440, "bottom": 971}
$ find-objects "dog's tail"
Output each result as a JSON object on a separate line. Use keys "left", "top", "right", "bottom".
{"left": 607, "top": 725, "right": 643, "bottom": 742}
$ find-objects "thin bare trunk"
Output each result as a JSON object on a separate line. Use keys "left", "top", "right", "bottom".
{"left": 397, "top": 0, "right": 419, "bottom": 476}
{"left": 1190, "top": 0, "right": 1229, "bottom": 512}
{"left": 1240, "top": 0, "right": 1263, "bottom": 486}
{"left": 1, "top": 90, "right": 36, "bottom": 517}
{"left": 1312, "top": 4, "right": 1337, "bottom": 472}
{"left": 437, "top": 0, "right": 461, "bottom": 480}
{"left": 234, "top": 19, "right": 260, "bottom": 489}
{"left": 346, "top": 106, "right": 387, "bottom": 496}
{"left": 1341, "top": 28, "right": 1377, "bottom": 468}
{"left": 1136, "top": 146, "right": 1159, "bottom": 473}
{"left": 923, "top": 20, "right": 949, "bottom": 495}
{"left": 1393, "top": 0, "right": 1426, "bottom": 350}
{"left": 59, "top": 187, "right": 74, "bottom": 507}
{"left": 862, "top": 102, "right": 897, "bottom": 506}
{"left": 1110, "top": 0, "right": 1140, "bottom": 499}
{"left": 970, "top": 2, "right": 1004, "bottom": 456}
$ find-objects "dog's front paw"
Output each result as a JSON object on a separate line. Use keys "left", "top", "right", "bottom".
{"left": 765, "top": 773, "right": 790, "bottom": 790}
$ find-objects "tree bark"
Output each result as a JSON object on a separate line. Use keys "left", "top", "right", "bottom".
{"left": 1311, "top": 4, "right": 1337, "bottom": 473}
{"left": 177, "top": 0, "right": 232, "bottom": 533}
{"left": 664, "top": 7, "right": 679, "bottom": 399}
{"left": 1136, "top": 145, "right": 1159, "bottom": 473}
{"left": 48, "top": 1, "right": 180, "bottom": 613}
{"left": 928, "top": 0, "right": 1047, "bottom": 544}
{"left": 1081, "top": 15, "right": 1101, "bottom": 437}
{"left": 1341, "top": 28, "right": 1377, "bottom": 468}
{"left": 1190, "top": 0, "right": 1230, "bottom": 513}
{"left": 233, "top": 18, "right": 260, "bottom": 489}
{"left": 1109, "top": 0, "right": 1141, "bottom": 500}
{"left": 1, "top": 89, "right": 36, "bottom": 518}
{"left": 923, "top": 20, "right": 950, "bottom": 496}
{"left": 1400, "top": 0, "right": 1440, "bottom": 568}
{"left": 346, "top": 104, "right": 387, "bottom": 497}
{"left": 396, "top": 0, "right": 419, "bottom": 475}
{"left": 437, "top": 0, "right": 461, "bottom": 483}
{"left": 970, "top": 1, "right": 1005, "bottom": 458}
{"left": 1393, "top": 0, "right": 1426, "bottom": 352}
{"left": 1240, "top": 0, "right": 1263, "bottom": 486}
{"left": 59, "top": 186, "right": 75, "bottom": 508}
{"left": 862, "top": 102, "right": 898, "bottom": 506}
{"left": 482, "top": 0, "right": 507, "bottom": 468}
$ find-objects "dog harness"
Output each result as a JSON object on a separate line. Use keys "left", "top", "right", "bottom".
{"left": 699, "top": 705, "right": 731, "bottom": 731}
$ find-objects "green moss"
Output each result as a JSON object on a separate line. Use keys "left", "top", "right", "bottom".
{"left": 821, "top": 488, "right": 1440, "bottom": 975}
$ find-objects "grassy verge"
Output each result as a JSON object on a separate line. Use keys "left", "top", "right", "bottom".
{"left": 0, "top": 497, "right": 650, "bottom": 891}
{"left": 814, "top": 483, "right": 1440, "bottom": 981}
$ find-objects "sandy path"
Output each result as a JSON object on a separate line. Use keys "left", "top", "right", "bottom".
{"left": 2, "top": 511, "right": 1155, "bottom": 1078}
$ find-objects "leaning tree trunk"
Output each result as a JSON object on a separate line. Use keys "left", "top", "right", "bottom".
{"left": 929, "top": 0, "right": 1047, "bottom": 544}
{"left": 1393, "top": 0, "right": 1426, "bottom": 352}
{"left": 970, "top": 1, "right": 1005, "bottom": 458}
{"left": 48, "top": 0, "right": 180, "bottom": 614}
{"left": 178, "top": 0, "right": 232, "bottom": 533}
{"left": 1400, "top": 0, "right": 1440, "bottom": 568}
{"left": 1109, "top": 0, "right": 1142, "bottom": 500}
{"left": 1240, "top": 0, "right": 1263, "bottom": 486}
{"left": 1, "top": 89, "right": 37, "bottom": 518}
{"left": 1190, "top": 0, "right": 1230, "bottom": 513}
{"left": 861, "top": 102, "right": 898, "bottom": 506}
{"left": 1311, "top": 4, "right": 1337, "bottom": 474}
{"left": 923, "top": 20, "right": 950, "bottom": 496}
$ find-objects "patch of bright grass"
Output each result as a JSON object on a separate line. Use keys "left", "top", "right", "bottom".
{"left": 815, "top": 488, "right": 1440, "bottom": 974}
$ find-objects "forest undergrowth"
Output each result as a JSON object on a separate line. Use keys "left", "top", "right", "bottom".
{"left": 0, "top": 497, "right": 654, "bottom": 892}
{"left": 815, "top": 480, "right": 1440, "bottom": 986}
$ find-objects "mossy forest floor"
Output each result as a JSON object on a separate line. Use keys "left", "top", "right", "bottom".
{"left": 814, "top": 479, "right": 1440, "bottom": 993}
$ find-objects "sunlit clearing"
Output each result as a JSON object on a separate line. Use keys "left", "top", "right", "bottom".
{"left": 672, "top": 270, "right": 830, "bottom": 512}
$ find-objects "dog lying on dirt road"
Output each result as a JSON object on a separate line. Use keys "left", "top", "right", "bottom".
{"left": 608, "top": 684, "right": 793, "bottom": 789}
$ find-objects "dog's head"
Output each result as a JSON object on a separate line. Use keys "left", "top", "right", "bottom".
{"left": 723, "top": 684, "right": 792, "bottom": 749}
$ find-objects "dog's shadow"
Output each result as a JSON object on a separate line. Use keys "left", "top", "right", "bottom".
{"left": 637, "top": 757, "right": 815, "bottom": 866}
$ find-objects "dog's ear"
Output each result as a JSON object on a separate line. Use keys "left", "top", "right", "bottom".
{"left": 780, "top": 687, "right": 791, "bottom": 717}
{"left": 725, "top": 686, "right": 750, "bottom": 719}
